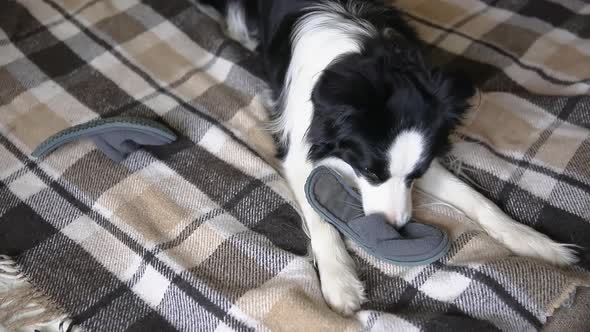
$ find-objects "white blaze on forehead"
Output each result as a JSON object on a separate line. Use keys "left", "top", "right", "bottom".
{"left": 360, "top": 130, "right": 425, "bottom": 227}
{"left": 388, "top": 130, "right": 425, "bottom": 177}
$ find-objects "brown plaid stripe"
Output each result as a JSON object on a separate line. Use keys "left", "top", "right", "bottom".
{"left": 395, "top": 1, "right": 590, "bottom": 256}
{"left": 1, "top": 0, "right": 589, "bottom": 331}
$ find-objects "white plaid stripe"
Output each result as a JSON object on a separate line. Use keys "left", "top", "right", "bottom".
{"left": 1, "top": 1, "right": 589, "bottom": 331}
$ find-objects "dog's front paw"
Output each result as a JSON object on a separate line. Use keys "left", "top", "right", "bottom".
{"left": 482, "top": 211, "right": 579, "bottom": 266}
{"left": 501, "top": 222, "right": 579, "bottom": 266}
{"left": 319, "top": 263, "right": 366, "bottom": 316}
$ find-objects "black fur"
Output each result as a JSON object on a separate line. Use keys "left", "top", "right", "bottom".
{"left": 309, "top": 41, "right": 474, "bottom": 185}
{"left": 203, "top": 0, "right": 475, "bottom": 183}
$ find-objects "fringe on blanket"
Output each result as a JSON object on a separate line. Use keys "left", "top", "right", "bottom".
{"left": 0, "top": 255, "right": 78, "bottom": 332}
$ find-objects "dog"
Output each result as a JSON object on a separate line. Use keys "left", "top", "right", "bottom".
{"left": 197, "top": 0, "right": 578, "bottom": 315}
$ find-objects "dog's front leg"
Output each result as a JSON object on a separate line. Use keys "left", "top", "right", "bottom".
{"left": 282, "top": 145, "right": 365, "bottom": 316}
{"left": 416, "top": 160, "right": 578, "bottom": 265}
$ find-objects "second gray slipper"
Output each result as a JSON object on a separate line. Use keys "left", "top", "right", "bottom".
{"left": 32, "top": 116, "right": 177, "bottom": 162}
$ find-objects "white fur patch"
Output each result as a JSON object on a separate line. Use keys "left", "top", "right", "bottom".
{"left": 388, "top": 130, "right": 425, "bottom": 177}
{"left": 357, "top": 130, "right": 425, "bottom": 226}
{"left": 359, "top": 176, "right": 411, "bottom": 227}
{"left": 271, "top": 3, "right": 376, "bottom": 144}
{"left": 276, "top": 4, "right": 375, "bottom": 315}
{"left": 225, "top": 2, "right": 258, "bottom": 51}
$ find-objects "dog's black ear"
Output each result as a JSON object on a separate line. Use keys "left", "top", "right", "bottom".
{"left": 312, "top": 54, "right": 385, "bottom": 112}
{"left": 306, "top": 100, "right": 355, "bottom": 161}
{"left": 430, "top": 68, "right": 476, "bottom": 128}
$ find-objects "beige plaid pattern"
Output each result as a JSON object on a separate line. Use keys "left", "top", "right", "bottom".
{"left": 1, "top": 0, "right": 589, "bottom": 331}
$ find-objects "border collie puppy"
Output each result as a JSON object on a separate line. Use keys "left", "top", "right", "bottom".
{"left": 198, "top": 0, "right": 578, "bottom": 315}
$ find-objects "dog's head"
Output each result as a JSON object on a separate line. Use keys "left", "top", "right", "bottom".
{"left": 309, "top": 40, "right": 475, "bottom": 227}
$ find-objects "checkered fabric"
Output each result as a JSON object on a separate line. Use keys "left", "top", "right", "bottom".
{"left": 0, "top": 0, "right": 589, "bottom": 331}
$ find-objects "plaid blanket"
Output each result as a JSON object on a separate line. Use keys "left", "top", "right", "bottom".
{"left": 1, "top": 0, "right": 589, "bottom": 331}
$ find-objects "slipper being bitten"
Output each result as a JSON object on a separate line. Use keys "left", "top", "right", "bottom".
{"left": 304, "top": 166, "right": 450, "bottom": 266}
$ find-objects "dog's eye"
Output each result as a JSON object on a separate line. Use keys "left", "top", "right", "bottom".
{"left": 363, "top": 168, "right": 380, "bottom": 182}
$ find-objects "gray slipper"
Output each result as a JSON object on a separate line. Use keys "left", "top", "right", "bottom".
{"left": 305, "top": 166, "right": 450, "bottom": 266}
{"left": 32, "top": 117, "right": 177, "bottom": 162}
